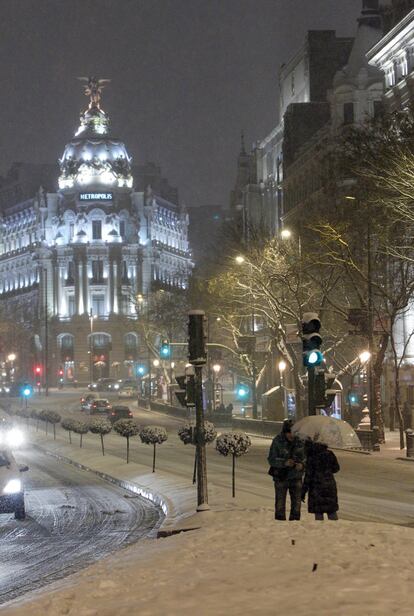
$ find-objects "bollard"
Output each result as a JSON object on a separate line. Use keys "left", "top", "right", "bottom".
{"left": 406, "top": 429, "right": 414, "bottom": 457}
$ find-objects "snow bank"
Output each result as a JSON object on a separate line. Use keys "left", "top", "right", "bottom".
{"left": 5, "top": 508, "right": 414, "bottom": 616}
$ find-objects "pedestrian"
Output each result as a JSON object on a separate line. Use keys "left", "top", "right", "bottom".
{"left": 267, "top": 419, "right": 305, "bottom": 521}
{"left": 301, "top": 440, "right": 340, "bottom": 520}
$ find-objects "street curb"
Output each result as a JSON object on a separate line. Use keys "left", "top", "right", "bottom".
{"left": 31, "top": 443, "right": 177, "bottom": 535}
{"left": 396, "top": 456, "right": 414, "bottom": 462}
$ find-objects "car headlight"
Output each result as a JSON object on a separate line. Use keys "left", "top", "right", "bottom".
{"left": 114, "top": 384, "right": 119, "bottom": 390}
{"left": 3, "top": 478, "right": 22, "bottom": 494}
{"left": 7, "top": 428, "right": 24, "bottom": 448}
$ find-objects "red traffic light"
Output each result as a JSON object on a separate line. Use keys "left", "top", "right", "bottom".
{"left": 34, "top": 365, "right": 42, "bottom": 375}
{"left": 58, "top": 369, "right": 64, "bottom": 376}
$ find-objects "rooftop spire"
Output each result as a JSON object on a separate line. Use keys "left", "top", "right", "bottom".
{"left": 77, "top": 76, "right": 111, "bottom": 111}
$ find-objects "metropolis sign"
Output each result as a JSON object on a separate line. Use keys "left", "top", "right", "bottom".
{"left": 79, "top": 192, "right": 114, "bottom": 202}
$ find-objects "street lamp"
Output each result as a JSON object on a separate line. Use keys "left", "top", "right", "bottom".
{"left": 235, "top": 255, "right": 258, "bottom": 419}
{"left": 280, "top": 228, "right": 292, "bottom": 240}
{"left": 359, "top": 350, "right": 371, "bottom": 364}
{"left": 212, "top": 364, "right": 221, "bottom": 411}
{"left": 278, "top": 360, "right": 287, "bottom": 415}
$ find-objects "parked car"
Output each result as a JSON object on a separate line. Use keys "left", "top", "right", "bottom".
{"left": 89, "top": 399, "right": 112, "bottom": 415}
{"left": 80, "top": 394, "right": 96, "bottom": 412}
{"left": 0, "top": 448, "right": 29, "bottom": 520}
{"left": 120, "top": 379, "right": 138, "bottom": 390}
{"left": 118, "top": 387, "right": 136, "bottom": 399}
{"left": 108, "top": 405, "right": 133, "bottom": 423}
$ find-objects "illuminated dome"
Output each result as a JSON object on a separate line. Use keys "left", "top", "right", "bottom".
{"left": 58, "top": 77, "right": 133, "bottom": 191}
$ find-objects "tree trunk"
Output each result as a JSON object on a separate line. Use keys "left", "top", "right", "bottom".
{"left": 152, "top": 443, "right": 156, "bottom": 472}
{"left": 292, "top": 369, "right": 304, "bottom": 419}
{"left": 372, "top": 371, "right": 384, "bottom": 442}
{"left": 53, "top": 424, "right": 56, "bottom": 440}
{"left": 101, "top": 433, "right": 105, "bottom": 456}
{"left": 69, "top": 430, "right": 72, "bottom": 444}
{"left": 126, "top": 436, "right": 129, "bottom": 463}
{"left": 232, "top": 454, "right": 236, "bottom": 498}
{"left": 80, "top": 433, "right": 83, "bottom": 448}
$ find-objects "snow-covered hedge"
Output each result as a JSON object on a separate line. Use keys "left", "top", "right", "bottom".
{"left": 178, "top": 421, "right": 217, "bottom": 445}
{"left": 89, "top": 418, "right": 112, "bottom": 456}
{"left": 140, "top": 426, "right": 168, "bottom": 445}
{"left": 216, "top": 432, "right": 251, "bottom": 498}
{"left": 139, "top": 426, "right": 168, "bottom": 472}
{"left": 216, "top": 432, "right": 251, "bottom": 457}
{"left": 113, "top": 419, "right": 140, "bottom": 463}
{"left": 71, "top": 420, "right": 89, "bottom": 448}
{"left": 61, "top": 418, "right": 77, "bottom": 444}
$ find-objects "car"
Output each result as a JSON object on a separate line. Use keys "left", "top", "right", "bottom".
{"left": 121, "top": 379, "right": 138, "bottom": 390}
{"left": 118, "top": 387, "right": 136, "bottom": 399}
{"left": 0, "top": 448, "right": 29, "bottom": 520}
{"left": 89, "top": 399, "right": 112, "bottom": 415}
{"left": 109, "top": 405, "right": 133, "bottom": 423}
{"left": 88, "top": 378, "right": 118, "bottom": 392}
{"left": 80, "top": 394, "right": 96, "bottom": 412}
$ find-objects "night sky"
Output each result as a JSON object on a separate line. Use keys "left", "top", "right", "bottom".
{"left": 0, "top": 0, "right": 363, "bottom": 207}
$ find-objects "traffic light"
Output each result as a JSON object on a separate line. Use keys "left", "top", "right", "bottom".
{"left": 348, "top": 392, "right": 359, "bottom": 406}
{"left": 174, "top": 372, "right": 196, "bottom": 407}
{"left": 58, "top": 368, "right": 64, "bottom": 377}
{"left": 21, "top": 384, "right": 33, "bottom": 398}
{"left": 314, "top": 372, "right": 341, "bottom": 409}
{"left": 34, "top": 364, "right": 42, "bottom": 377}
{"left": 236, "top": 383, "right": 250, "bottom": 401}
{"left": 136, "top": 364, "right": 146, "bottom": 376}
{"left": 302, "top": 312, "right": 323, "bottom": 367}
{"left": 160, "top": 338, "right": 171, "bottom": 359}
{"left": 188, "top": 310, "right": 207, "bottom": 366}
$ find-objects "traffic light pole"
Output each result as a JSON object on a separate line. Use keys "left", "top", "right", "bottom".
{"left": 308, "top": 366, "right": 315, "bottom": 416}
{"left": 194, "top": 364, "right": 208, "bottom": 509}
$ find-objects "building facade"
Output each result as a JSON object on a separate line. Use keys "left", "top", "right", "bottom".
{"left": 0, "top": 78, "right": 192, "bottom": 385}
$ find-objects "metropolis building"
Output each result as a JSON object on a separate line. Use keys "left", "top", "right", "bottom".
{"left": 0, "top": 78, "right": 192, "bottom": 385}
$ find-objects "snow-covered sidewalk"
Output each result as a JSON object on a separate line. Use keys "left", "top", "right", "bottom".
{"left": 4, "top": 509, "right": 414, "bottom": 616}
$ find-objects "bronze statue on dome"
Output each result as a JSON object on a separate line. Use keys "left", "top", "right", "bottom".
{"left": 78, "top": 76, "right": 111, "bottom": 109}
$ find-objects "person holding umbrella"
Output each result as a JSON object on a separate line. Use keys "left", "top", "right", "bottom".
{"left": 301, "top": 438, "right": 340, "bottom": 520}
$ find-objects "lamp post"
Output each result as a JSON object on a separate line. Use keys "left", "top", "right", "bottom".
{"left": 235, "top": 255, "right": 258, "bottom": 419}
{"left": 170, "top": 361, "right": 175, "bottom": 405}
{"left": 278, "top": 360, "right": 287, "bottom": 415}
{"left": 212, "top": 363, "right": 221, "bottom": 411}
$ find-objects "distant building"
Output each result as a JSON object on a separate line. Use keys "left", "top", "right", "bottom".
{"left": 0, "top": 78, "right": 192, "bottom": 384}
{"left": 188, "top": 204, "right": 228, "bottom": 270}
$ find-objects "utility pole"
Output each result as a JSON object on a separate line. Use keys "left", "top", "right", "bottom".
{"left": 188, "top": 310, "right": 209, "bottom": 511}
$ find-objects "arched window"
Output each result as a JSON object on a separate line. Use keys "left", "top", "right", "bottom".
{"left": 124, "top": 332, "right": 138, "bottom": 359}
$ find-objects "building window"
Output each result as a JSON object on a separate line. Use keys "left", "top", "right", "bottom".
{"left": 69, "top": 223, "right": 74, "bottom": 240}
{"left": 343, "top": 102, "right": 354, "bottom": 125}
{"left": 92, "top": 220, "right": 102, "bottom": 240}
{"left": 119, "top": 220, "right": 126, "bottom": 238}
{"left": 92, "top": 333, "right": 111, "bottom": 350}
{"left": 67, "top": 261, "right": 75, "bottom": 284}
{"left": 68, "top": 295, "right": 75, "bottom": 316}
{"left": 91, "top": 260, "right": 103, "bottom": 282}
{"left": 121, "top": 294, "right": 130, "bottom": 314}
{"left": 92, "top": 294, "right": 105, "bottom": 316}
{"left": 373, "top": 100, "right": 382, "bottom": 119}
{"left": 124, "top": 333, "right": 138, "bottom": 359}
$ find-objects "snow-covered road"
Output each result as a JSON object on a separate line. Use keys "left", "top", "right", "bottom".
{"left": 0, "top": 448, "right": 162, "bottom": 604}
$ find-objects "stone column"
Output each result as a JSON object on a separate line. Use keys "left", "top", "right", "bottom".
{"left": 113, "top": 259, "right": 119, "bottom": 314}
{"left": 75, "top": 257, "right": 81, "bottom": 315}
{"left": 108, "top": 258, "right": 114, "bottom": 314}
{"left": 82, "top": 256, "right": 88, "bottom": 315}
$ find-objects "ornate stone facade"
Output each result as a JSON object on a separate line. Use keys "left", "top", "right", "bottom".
{"left": 0, "top": 79, "right": 192, "bottom": 384}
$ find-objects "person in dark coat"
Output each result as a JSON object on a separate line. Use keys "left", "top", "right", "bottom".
{"left": 267, "top": 419, "right": 305, "bottom": 521}
{"left": 301, "top": 441, "right": 340, "bottom": 520}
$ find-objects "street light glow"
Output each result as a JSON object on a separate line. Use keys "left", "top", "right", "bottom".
{"left": 153, "top": 359, "right": 160, "bottom": 367}
{"left": 235, "top": 255, "right": 245, "bottom": 264}
{"left": 359, "top": 350, "right": 371, "bottom": 363}
{"left": 7, "top": 353, "right": 16, "bottom": 362}
{"left": 278, "top": 360, "right": 287, "bottom": 373}
{"left": 281, "top": 229, "right": 292, "bottom": 240}
{"left": 212, "top": 363, "right": 221, "bottom": 373}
